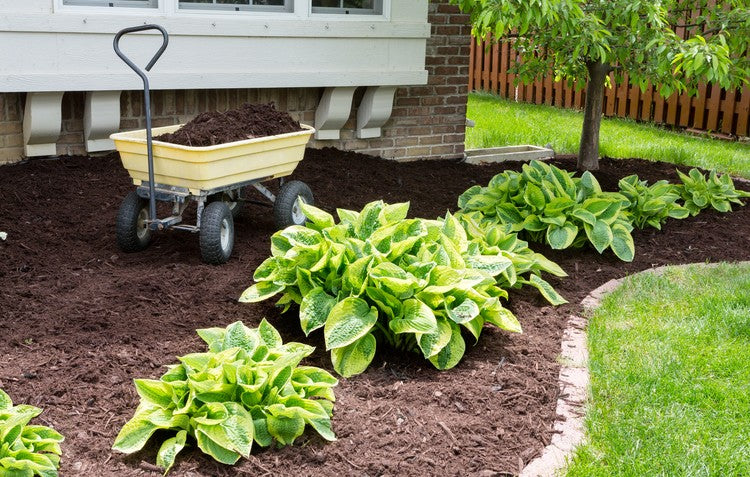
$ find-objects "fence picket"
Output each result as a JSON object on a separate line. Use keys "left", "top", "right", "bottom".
{"left": 736, "top": 87, "right": 749, "bottom": 136}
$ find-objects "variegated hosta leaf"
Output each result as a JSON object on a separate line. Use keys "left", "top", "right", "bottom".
{"left": 300, "top": 202, "right": 335, "bottom": 230}
{"left": 428, "top": 322, "right": 466, "bottom": 370}
{"left": 418, "top": 316, "right": 453, "bottom": 358}
{"left": 300, "top": 287, "right": 337, "bottom": 336}
{"left": 324, "top": 297, "right": 378, "bottom": 350}
{"left": 610, "top": 223, "right": 635, "bottom": 262}
{"left": 585, "top": 220, "right": 613, "bottom": 254}
{"left": 238, "top": 281, "right": 285, "bottom": 303}
{"left": 331, "top": 333, "right": 377, "bottom": 378}
{"left": 546, "top": 222, "right": 578, "bottom": 249}
{"left": 525, "top": 275, "right": 568, "bottom": 305}
{"left": 389, "top": 299, "right": 438, "bottom": 334}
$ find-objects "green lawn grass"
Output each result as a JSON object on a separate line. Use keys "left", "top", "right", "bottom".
{"left": 466, "top": 93, "right": 750, "bottom": 178}
{"left": 565, "top": 263, "right": 750, "bottom": 476}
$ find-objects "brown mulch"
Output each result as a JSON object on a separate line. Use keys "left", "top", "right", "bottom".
{"left": 154, "top": 102, "right": 303, "bottom": 147}
{"left": 1, "top": 148, "right": 749, "bottom": 477}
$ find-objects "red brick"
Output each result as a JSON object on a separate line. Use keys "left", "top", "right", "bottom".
{"left": 433, "top": 106, "right": 458, "bottom": 115}
{"left": 403, "top": 146, "right": 432, "bottom": 156}
{"left": 446, "top": 76, "right": 469, "bottom": 85}
{"left": 446, "top": 95, "right": 468, "bottom": 105}
{"left": 0, "top": 122, "right": 22, "bottom": 134}
{"left": 420, "top": 96, "right": 445, "bottom": 106}
{"left": 435, "top": 4, "right": 461, "bottom": 14}
{"left": 431, "top": 145, "right": 457, "bottom": 155}
{"left": 434, "top": 25, "right": 462, "bottom": 36}
{"left": 418, "top": 135, "right": 444, "bottom": 145}
{"left": 434, "top": 66, "right": 459, "bottom": 77}
{"left": 443, "top": 133, "right": 465, "bottom": 143}
{"left": 393, "top": 136, "right": 419, "bottom": 147}
{"left": 447, "top": 55, "right": 469, "bottom": 66}
{"left": 395, "top": 97, "right": 420, "bottom": 107}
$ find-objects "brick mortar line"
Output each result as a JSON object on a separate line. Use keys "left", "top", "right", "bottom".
{"left": 520, "top": 260, "right": 750, "bottom": 477}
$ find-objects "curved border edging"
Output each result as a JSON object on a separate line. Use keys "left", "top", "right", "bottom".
{"left": 519, "top": 277, "right": 621, "bottom": 477}
{"left": 519, "top": 260, "right": 750, "bottom": 477}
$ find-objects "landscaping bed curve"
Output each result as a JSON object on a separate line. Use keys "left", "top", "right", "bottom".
{"left": 1, "top": 148, "right": 749, "bottom": 476}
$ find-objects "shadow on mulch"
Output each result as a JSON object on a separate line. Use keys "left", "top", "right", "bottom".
{"left": 1, "top": 148, "right": 748, "bottom": 476}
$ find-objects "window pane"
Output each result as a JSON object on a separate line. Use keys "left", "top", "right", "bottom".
{"left": 179, "top": 0, "right": 289, "bottom": 10}
{"left": 343, "top": 0, "right": 373, "bottom": 8}
{"left": 312, "top": 0, "right": 381, "bottom": 14}
{"left": 312, "top": 0, "right": 341, "bottom": 6}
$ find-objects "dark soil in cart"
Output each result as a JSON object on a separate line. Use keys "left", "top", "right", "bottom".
{"left": 1, "top": 148, "right": 749, "bottom": 476}
{"left": 154, "top": 102, "right": 304, "bottom": 147}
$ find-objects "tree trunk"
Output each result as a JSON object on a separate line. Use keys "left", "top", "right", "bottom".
{"left": 577, "top": 62, "right": 612, "bottom": 171}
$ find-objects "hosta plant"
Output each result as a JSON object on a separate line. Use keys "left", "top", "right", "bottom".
{"left": 675, "top": 168, "right": 750, "bottom": 216}
{"left": 457, "top": 211, "right": 568, "bottom": 305}
{"left": 240, "top": 200, "right": 523, "bottom": 377}
{"left": 618, "top": 175, "right": 689, "bottom": 229}
{"left": 112, "top": 320, "right": 337, "bottom": 474}
{"left": 457, "top": 160, "right": 636, "bottom": 261}
{"left": 0, "top": 388, "right": 64, "bottom": 477}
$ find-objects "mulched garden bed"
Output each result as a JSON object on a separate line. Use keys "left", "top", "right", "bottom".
{"left": 1, "top": 148, "right": 748, "bottom": 476}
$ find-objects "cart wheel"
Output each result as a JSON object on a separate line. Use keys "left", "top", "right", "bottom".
{"left": 116, "top": 191, "right": 152, "bottom": 252}
{"left": 274, "top": 180, "right": 314, "bottom": 229}
{"left": 200, "top": 201, "right": 234, "bottom": 265}
{"left": 208, "top": 189, "right": 242, "bottom": 219}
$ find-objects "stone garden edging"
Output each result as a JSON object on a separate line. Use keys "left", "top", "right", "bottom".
{"left": 519, "top": 261, "right": 750, "bottom": 477}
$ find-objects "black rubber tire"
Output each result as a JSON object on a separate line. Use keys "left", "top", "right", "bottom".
{"left": 208, "top": 189, "right": 243, "bottom": 219}
{"left": 200, "top": 201, "right": 234, "bottom": 265}
{"left": 115, "top": 191, "right": 152, "bottom": 253}
{"left": 274, "top": 180, "right": 314, "bottom": 229}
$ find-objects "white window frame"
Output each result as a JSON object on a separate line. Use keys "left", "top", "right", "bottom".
{"left": 62, "top": 0, "right": 159, "bottom": 8}
{"left": 311, "top": 0, "right": 382, "bottom": 15}
{"left": 54, "top": 0, "right": 389, "bottom": 19}
{"left": 178, "top": 0, "right": 292, "bottom": 13}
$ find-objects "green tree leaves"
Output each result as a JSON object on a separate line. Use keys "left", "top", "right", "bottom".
{"left": 112, "top": 321, "right": 338, "bottom": 473}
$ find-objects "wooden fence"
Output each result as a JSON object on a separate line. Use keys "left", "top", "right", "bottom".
{"left": 469, "top": 36, "right": 750, "bottom": 138}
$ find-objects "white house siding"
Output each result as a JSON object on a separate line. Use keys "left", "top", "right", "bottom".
{"left": 0, "top": 1, "right": 470, "bottom": 163}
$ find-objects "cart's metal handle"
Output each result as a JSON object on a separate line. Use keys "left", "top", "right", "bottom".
{"left": 113, "top": 24, "right": 169, "bottom": 228}
{"left": 113, "top": 24, "right": 169, "bottom": 75}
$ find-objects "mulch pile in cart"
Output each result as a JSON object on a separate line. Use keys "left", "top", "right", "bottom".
{"left": 155, "top": 102, "right": 303, "bottom": 147}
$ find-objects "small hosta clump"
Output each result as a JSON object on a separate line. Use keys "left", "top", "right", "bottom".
{"left": 241, "top": 200, "right": 527, "bottom": 378}
{"left": 618, "top": 175, "right": 689, "bottom": 229}
{"left": 0, "top": 388, "right": 64, "bottom": 477}
{"left": 676, "top": 168, "right": 750, "bottom": 215}
{"left": 458, "top": 160, "right": 636, "bottom": 261}
{"left": 113, "top": 320, "right": 337, "bottom": 474}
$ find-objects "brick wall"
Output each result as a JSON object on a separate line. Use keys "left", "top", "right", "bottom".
{"left": 0, "top": 93, "right": 24, "bottom": 163}
{"left": 0, "top": 1, "right": 471, "bottom": 165}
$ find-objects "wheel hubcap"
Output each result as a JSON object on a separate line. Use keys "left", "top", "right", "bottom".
{"left": 220, "top": 218, "right": 230, "bottom": 251}
{"left": 292, "top": 197, "right": 307, "bottom": 224}
{"left": 136, "top": 208, "right": 149, "bottom": 240}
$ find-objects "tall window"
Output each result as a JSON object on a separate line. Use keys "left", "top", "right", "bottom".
{"left": 179, "top": 0, "right": 291, "bottom": 12}
{"left": 62, "top": 0, "right": 158, "bottom": 7}
{"left": 312, "top": 0, "right": 382, "bottom": 14}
